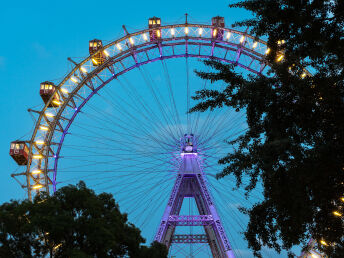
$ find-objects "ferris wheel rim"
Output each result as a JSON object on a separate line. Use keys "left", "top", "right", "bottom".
{"left": 21, "top": 21, "right": 303, "bottom": 200}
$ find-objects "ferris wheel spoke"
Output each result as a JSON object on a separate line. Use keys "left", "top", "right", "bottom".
{"left": 72, "top": 116, "right": 166, "bottom": 149}
{"left": 118, "top": 70, "right": 179, "bottom": 142}
{"left": 80, "top": 101, "right": 171, "bottom": 150}
{"left": 60, "top": 144, "right": 174, "bottom": 158}
{"left": 130, "top": 179, "right": 172, "bottom": 228}
{"left": 186, "top": 57, "right": 191, "bottom": 133}
{"left": 62, "top": 134, "right": 176, "bottom": 156}
{"left": 116, "top": 75, "right": 179, "bottom": 142}
{"left": 118, "top": 176, "right": 172, "bottom": 214}
{"left": 91, "top": 172, "right": 167, "bottom": 195}
{"left": 138, "top": 187, "right": 170, "bottom": 230}
{"left": 59, "top": 157, "right": 173, "bottom": 172}
{"left": 78, "top": 86, "right": 175, "bottom": 147}
{"left": 200, "top": 113, "right": 247, "bottom": 148}
{"left": 137, "top": 67, "right": 181, "bottom": 140}
{"left": 69, "top": 131, "right": 174, "bottom": 155}
{"left": 96, "top": 89, "right": 174, "bottom": 144}
{"left": 160, "top": 60, "right": 184, "bottom": 136}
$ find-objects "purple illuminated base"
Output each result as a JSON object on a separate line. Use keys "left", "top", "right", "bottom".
{"left": 154, "top": 154, "right": 235, "bottom": 258}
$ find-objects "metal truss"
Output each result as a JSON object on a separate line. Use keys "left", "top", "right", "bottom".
{"left": 168, "top": 215, "right": 214, "bottom": 226}
{"left": 172, "top": 234, "right": 208, "bottom": 244}
{"left": 155, "top": 151, "right": 235, "bottom": 258}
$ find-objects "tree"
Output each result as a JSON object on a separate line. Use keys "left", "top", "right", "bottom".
{"left": 191, "top": 1, "right": 344, "bottom": 257}
{"left": 0, "top": 181, "right": 167, "bottom": 258}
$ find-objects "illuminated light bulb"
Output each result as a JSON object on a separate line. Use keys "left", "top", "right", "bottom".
{"left": 52, "top": 100, "right": 61, "bottom": 106}
{"left": 171, "top": 28, "right": 175, "bottom": 36}
{"left": 185, "top": 27, "right": 189, "bottom": 35}
{"left": 116, "top": 44, "right": 122, "bottom": 50}
{"left": 39, "top": 126, "right": 49, "bottom": 131}
{"left": 45, "top": 112, "right": 54, "bottom": 118}
{"left": 32, "top": 184, "right": 43, "bottom": 189}
{"left": 31, "top": 169, "right": 42, "bottom": 174}
{"left": 252, "top": 41, "right": 258, "bottom": 48}
{"left": 320, "top": 240, "right": 328, "bottom": 246}
{"left": 157, "top": 30, "right": 161, "bottom": 38}
{"left": 32, "top": 154, "right": 43, "bottom": 159}
{"left": 281, "top": 39, "right": 285, "bottom": 44}
{"left": 277, "top": 55, "right": 284, "bottom": 62}
{"left": 198, "top": 28, "right": 203, "bottom": 35}
{"left": 333, "top": 211, "right": 342, "bottom": 217}
{"left": 226, "top": 32, "right": 231, "bottom": 40}
{"left": 91, "top": 58, "right": 98, "bottom": 65}
{"left": 70, "top": 77, "right": 78, "bottom": 83}
{"left": 301, "top": 72, "right": 307, "bottom": 78}
{"left": 103, "top": 50, "right": 110, "bottom": 56}
{"left": 143, "top": 34, "right": 148, "bottom": 41}
{"left": 61, "top": 88, "right": 69, "bottom": 94}
{"left": 129, "top": 37, "right": 134, "bottom": 45}
{"left": 53, "top": 243, "right": 62, "bottom": 251}
{"left": 265, "top": 48, "right": 271, "bottom": 54}
{"left": 35, "top": 140, "right": 44, "bottom": 145}
{"left": 311, "top": 254, "right": 320, "bottom": 258}
{"left": 341, "top": 197, "right": 344, "bottom": 202}
{"left": 80, "top": 66, "right": 87, "bottom": 73}
{"left": 213, "top": 29, "right": 217, "bottom": 37}
{"left": 277, "top": 40, "right": 281, "bottom": 45}
{"left": 240, "top": 35, "right": 245, "bottom": 43}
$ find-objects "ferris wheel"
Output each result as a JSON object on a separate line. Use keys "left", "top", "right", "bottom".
{"left": 9, "top": 15, "right": 297, "bottom": 257}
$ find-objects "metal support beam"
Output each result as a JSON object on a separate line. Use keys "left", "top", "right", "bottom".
{"left": 172, "top": 234, "right": 208, "bottom": 244}
{"left": 155, "top": 135, "right": 235, "bottom": 258}
{"left": 168, "top": 215, "right": 214, "bottom": 226}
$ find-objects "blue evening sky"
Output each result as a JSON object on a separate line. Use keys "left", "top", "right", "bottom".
{"left": 0, "top": 0, "right": 251, "bottom": 205}
{"left": 0, "top": 1, "right": 298, "bottom": 257}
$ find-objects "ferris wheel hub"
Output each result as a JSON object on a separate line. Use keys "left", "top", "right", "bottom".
{"left": 181, "top": 133, "right": 197, "bottom": 154}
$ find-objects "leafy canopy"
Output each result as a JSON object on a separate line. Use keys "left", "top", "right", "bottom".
{"left": 0, "top": 181, "right": 167, "bottom": 258}
{"left": 191, "top": 0, "right": 344, "bottom": 257}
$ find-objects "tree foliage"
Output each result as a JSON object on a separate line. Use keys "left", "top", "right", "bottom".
{"left": 0, "top": 182, "right": 167, "bottom": 258}
{"left": 191, "top": 0, "right": 344, "bottom": 256}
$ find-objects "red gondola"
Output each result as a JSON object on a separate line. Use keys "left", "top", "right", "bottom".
{"left": 10, "top": 141, "right": 29, "bottom": 165}
{"left": 148, "top": 17, "right": 161, "bottom": 41}
{"left": 40, "top": 81, "right": 60, "bottom": 107}
{"left": 211, "top": 16, "right": 225, "bottom": 40}
{"left": 89, "top": 39, "right": 106, "bottom": 66}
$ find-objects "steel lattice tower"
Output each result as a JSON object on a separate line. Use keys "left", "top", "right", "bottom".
{"left": 155, "top": 134, "right": 235, "bottom": 258}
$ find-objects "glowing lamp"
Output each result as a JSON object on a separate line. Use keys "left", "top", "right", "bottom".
{"left": 277, "top": 55, "right": 284, "bottom": 62}
{"left": 32, "top": 184, "right": 43, "bottom": 189}
{"left": 240, "top": 36, "right": 245, "bottom": 43}
{"left": 39, "top": 126, "right": 49, "bottom": 131}
{"left": 333, "top": 211, "right": 342, "bottom": 217}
